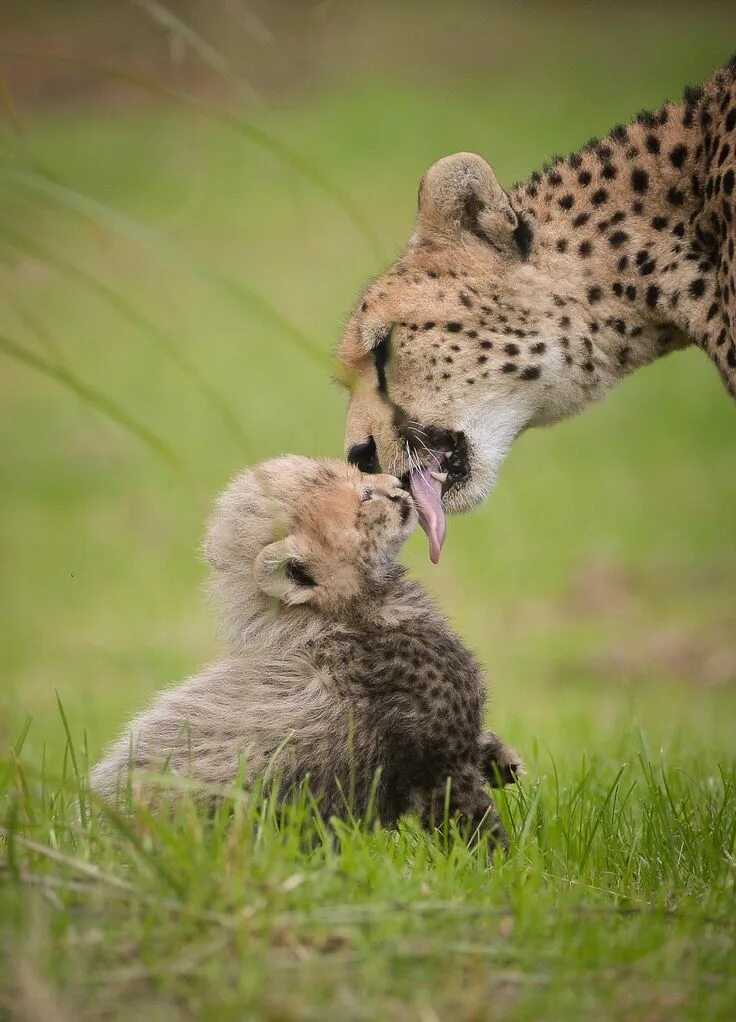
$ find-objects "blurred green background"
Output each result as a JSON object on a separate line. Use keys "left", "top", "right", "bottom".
{"left": 1, "top": 0, "right": 735, "bottom": 770}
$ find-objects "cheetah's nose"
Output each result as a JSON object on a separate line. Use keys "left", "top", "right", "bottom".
{"left": 347, "top": 436, "right": 380, "bottom": 474}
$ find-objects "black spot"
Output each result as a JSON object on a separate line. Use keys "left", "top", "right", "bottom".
{"left": 559, "top": 194, "right": 575, "bottom": 210}
{"left": 477, "top": 355, "right": 488, "bottom": 364}
{"left": 601, "top": 164, "right": 618, "bottom": 180}
{"left": 707, "top": 302, "right": 719, "bottom": 321}
{"left": 587, "top": 286, "right": 602, "bottom": 303}
{"left": 465, "top": 329, "right": 478, "bottom": 338}
{"left": 530, "top": 341, "right": 546, "bottom": 354}
{"left": 583, "top": 360, "right": 595, "bottom": 373}
{"left": 423, "top": 321, "right": 436, "bottom": 330}
{"left": 578, "top": 170, "right": 592, "bottom": 185}
{"left": 726, "top": 108, "right": 736, "bottom": 132}
{"left": 683, "top": 83, "right": 704, "bottom": 107}
{"left": 688, "top": 278, "right": 706, "bottom": 298}
{"left": 611, "top": 124, "right": 628, "bottom": 142}
{"left": 556, "top": 238, "right": 569, "bottom": 253}
{"left": 513, "top": 215, "right": 534, "bottom": 260}
{"left": 669, "top": 144, "right": 688, "bottom": 168}
{"left": 632, "top": 201, "right": 644, "bottom": 214}
{"left": 559, "top": 315, "right": 571, "bottom": 328}
{"left": 591, "top": 188, "right": 608, "bottom": 206}
{"left": 610, "top": 211, "right": 627, "bottom": 225}
{"left": 651, "top": 216, "right": 669, "bottom": 231}
{"left": 573, "top": 212, "right": 590, "bottom": 227}
{"left": 520, "top": 365, "right": 541, "bottom": 381}
{"left": 501, "top": 362, "right": 517, "bottom": 373}
{"left": 672, "top": 222, "right": 686, "bottom": 238}
{"left": 459, "top": 293, "right": 473, "bottom": 308}
{"left": 612, "top": 282, "right": 623, "bottom": 296}
{"left": 645, "top": 134, "right": 661, "bottom": 155}
{"left": 723, "top": 169, "right": 735, "bottom": 195}
{"left": 446, "top": 322, "right": 463, "bottom": 332}
{"left": 639, "top": 260, "right": 656, "bottom": 276}
{"left": 609, "top": 230, "right": 628, "bottom": 247}
{"left": 617, "top": 255, "right": 629, "bottom": 271}
{"left": 626, "top": 285, "right": 637, "bottom": 300}
{"left": 480, "top": 340, "right": 493, "bottom": 349}
{"left": 504, "top": 343, "right": 520, "bottom": 356}
{"left": 667, "top": 187, "right": 685, "bottom": 206}
{"left": 617, "top": 346, "right": 631, "bottom": 366}
{"left": 646, "top": 285, "right": 660, "bottom": 308}
{"left": 637, "top": 109, "right": 658, "bottom": 128}
{"left": 631, "top": 168, "right": 649, "bottom": 193}
{"left": 579, "top": 240, "right": 593, "bottom": 257}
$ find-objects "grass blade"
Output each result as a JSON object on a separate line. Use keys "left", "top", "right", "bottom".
{"left": 1, "top": 226, "right": 253, "bottom": 453}
{"left": 0, "top": 49, "right": 386, "bottom": 263}
{"left": 1, "top": 165, "right": 333, "bottom": 373}
{"left": 0, "top": 331, "right": 195, "bottom": 489}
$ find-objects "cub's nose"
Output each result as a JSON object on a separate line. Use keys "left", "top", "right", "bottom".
{"left": 347, "top": 436, "right": 379, "bottom": 474}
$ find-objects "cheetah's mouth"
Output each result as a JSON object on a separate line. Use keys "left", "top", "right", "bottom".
{"left": 400, "top": 431, "right": 471, "bottom": 564}
{"left": 409, "top": 456, "right": 447, "bottom": 565}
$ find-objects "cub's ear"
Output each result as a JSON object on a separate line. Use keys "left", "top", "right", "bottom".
{"left": 253, "top": 538, "right": 317, "bottom": 605}
{"left": 416, "top": 152, "right": 532, "bottom": 259}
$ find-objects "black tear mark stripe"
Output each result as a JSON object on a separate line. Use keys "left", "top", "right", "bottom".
{"left": 374, "top": 327, "right": 392, "bottom": 394}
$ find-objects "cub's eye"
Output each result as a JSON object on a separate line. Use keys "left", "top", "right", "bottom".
{"left": 285, "top": 560, "right": 317, "bottom": 588}
{"left": 360, "top": 487, "right": 375, "bottom": 503}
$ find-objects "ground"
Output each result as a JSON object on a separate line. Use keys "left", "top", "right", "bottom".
{"left": 1, "top": 5, "right": 735, "bottom": 1019}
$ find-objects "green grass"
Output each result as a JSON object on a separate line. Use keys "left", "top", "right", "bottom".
{"left": 1, "top": 5, "right": 735, "bottom": 1018}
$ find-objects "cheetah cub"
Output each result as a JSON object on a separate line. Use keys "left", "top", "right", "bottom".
{"left": 92, "top": 457, "right": 520, "bottom": 844}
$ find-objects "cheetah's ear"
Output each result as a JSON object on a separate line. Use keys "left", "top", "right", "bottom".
{"left": 416, "top": 152, "right": 532, "bottom": 259}
{"left": 253, "top": 538, "right": 317, "bottom": 606}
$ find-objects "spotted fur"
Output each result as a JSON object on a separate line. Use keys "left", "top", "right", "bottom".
{"left": 339, "top": 57, "right": 736, "bottom": 513}
{"left": 92, "top": 457, "right": 519, "bottom": 843}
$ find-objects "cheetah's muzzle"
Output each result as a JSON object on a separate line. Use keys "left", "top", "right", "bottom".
{"left": 397, "top": 425, "right": 471, "bottom": 563}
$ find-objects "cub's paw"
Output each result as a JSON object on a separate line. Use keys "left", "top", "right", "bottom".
{"left": 480, "top": 732, "right": 523, "bottom": 788}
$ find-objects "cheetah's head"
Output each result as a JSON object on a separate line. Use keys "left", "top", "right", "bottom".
{"left": 339, "top": 153, "right": 587, "bottom": 561}
{"left": 205, "top": 456, "right": 416, "bottom": 620}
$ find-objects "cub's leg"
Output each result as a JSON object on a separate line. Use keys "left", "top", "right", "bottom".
{"left": 422, "top": 765, "right": 508, "bottom": 851}
{"left": 480, "top": 731, "right": 522, "bottom": 788}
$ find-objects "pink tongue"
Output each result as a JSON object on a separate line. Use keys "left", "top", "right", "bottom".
{"left": 410, "top": 464, "right": 446, "bottom": 564}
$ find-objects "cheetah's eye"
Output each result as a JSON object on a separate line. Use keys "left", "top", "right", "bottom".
{"left": 360, "top": 488, "right": 374, "bottom": 503}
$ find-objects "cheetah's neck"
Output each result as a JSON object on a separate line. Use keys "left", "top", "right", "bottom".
{"left": 513, "top": 59, "right": 736, "bottom": 399}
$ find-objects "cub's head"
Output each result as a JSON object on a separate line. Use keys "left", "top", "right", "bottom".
{"left": 338, "top": 152, "right": 579, "bottom": 557}
{"left": 204, "top": 456, "right": 416, "bottom": 621}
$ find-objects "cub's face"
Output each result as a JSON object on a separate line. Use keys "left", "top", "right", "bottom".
{"left": 205, "top": 456, "right": 416, "bottom": 616}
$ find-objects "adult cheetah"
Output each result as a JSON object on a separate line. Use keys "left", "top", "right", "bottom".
{"left": 339, "top": 57, "right": 736, "bottom": 559}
